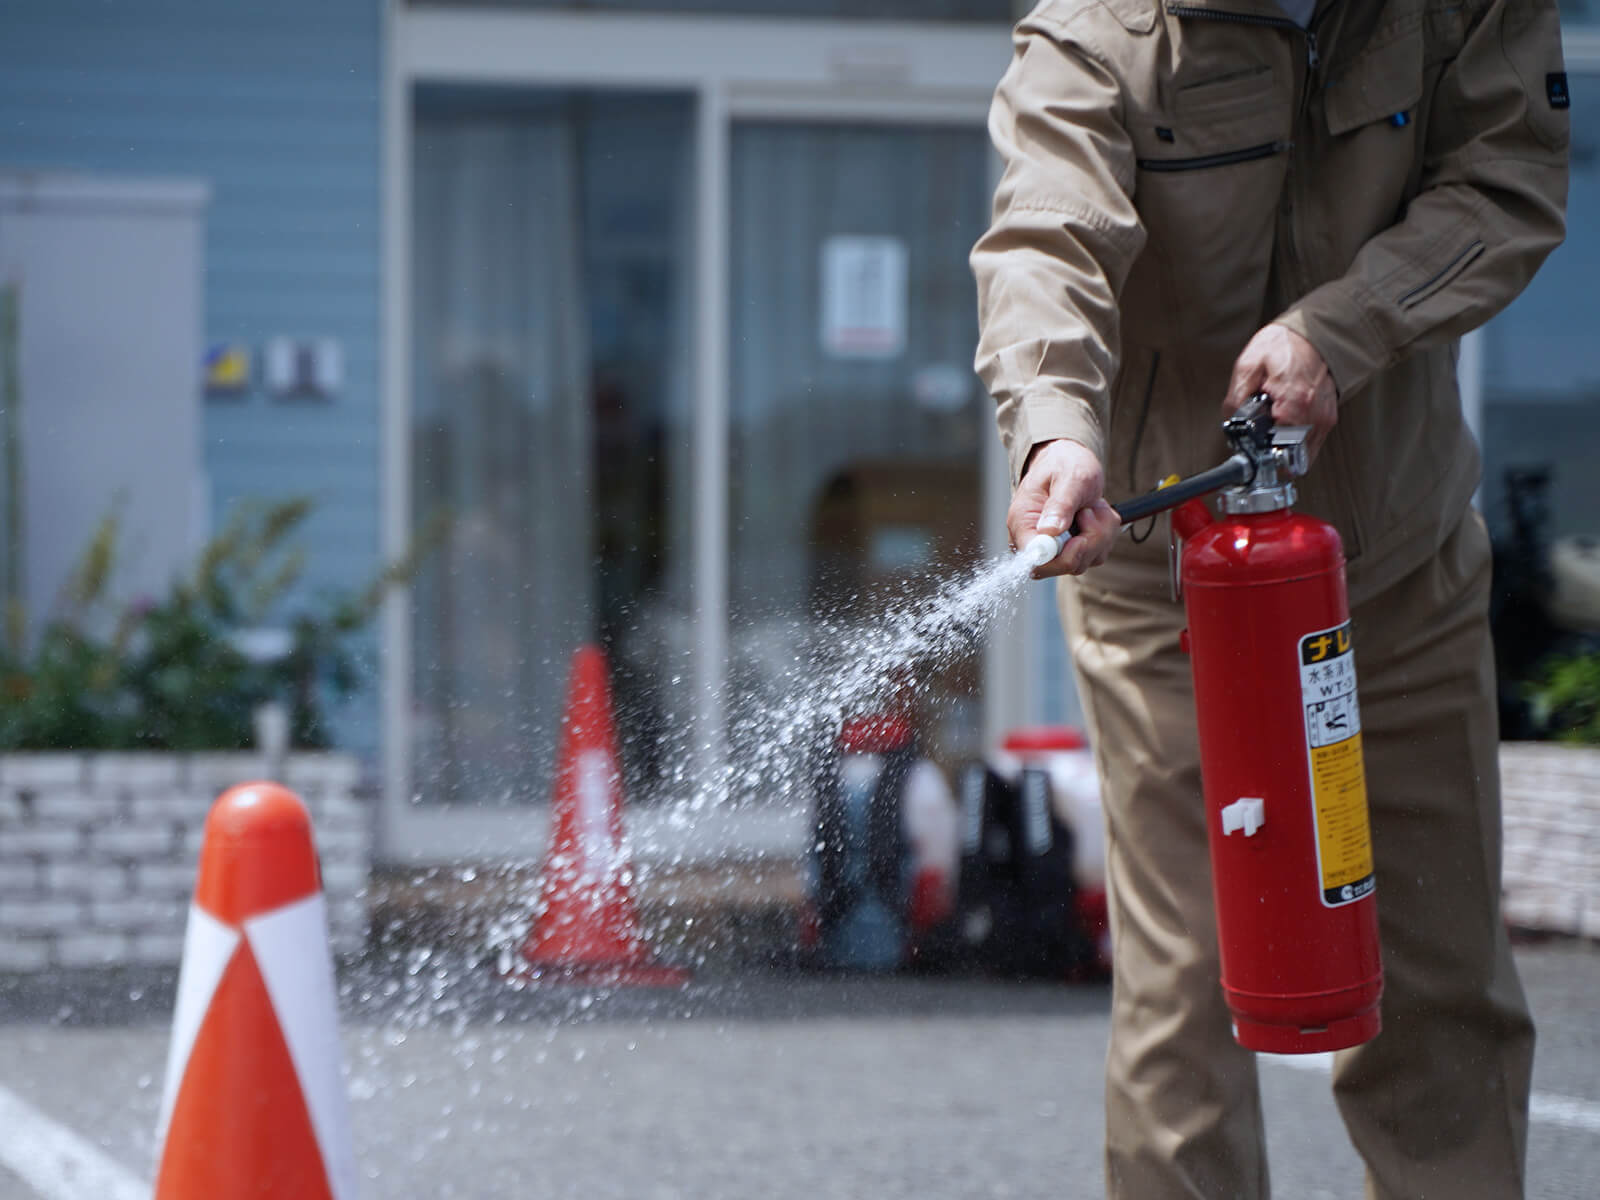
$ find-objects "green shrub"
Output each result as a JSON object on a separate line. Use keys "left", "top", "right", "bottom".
{"left": 1526, "top": 650, "right": 1600, "bottom": 746}
{"left": 0, "top": 498, "right": 440, "bottom": 752}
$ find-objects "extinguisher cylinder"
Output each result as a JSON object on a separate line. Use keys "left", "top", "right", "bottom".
{"left": 1182, "top": 509, "right": 1383, "bottom": 1055}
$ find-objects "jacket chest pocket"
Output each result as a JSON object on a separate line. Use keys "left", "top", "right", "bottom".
{"left": 1316, "top": 26, "right": 1425, "bottom": 255}
{"left": 1323, "top": 26, "right": 1424, "bottom": 139}
{"left": 1130, "top": 68, "right": 1291, "bottom": 343}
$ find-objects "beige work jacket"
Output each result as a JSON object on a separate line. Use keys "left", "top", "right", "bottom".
{"left": 972, "top": 0, "right": 1569, "bottom": 603}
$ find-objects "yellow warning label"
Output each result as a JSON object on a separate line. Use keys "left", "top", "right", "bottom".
{"left": 1309, "top": 735, "right": 1374, "bottom": 902}
{"left": 1299, "top": 621, "right": 1376, "bottom": 907}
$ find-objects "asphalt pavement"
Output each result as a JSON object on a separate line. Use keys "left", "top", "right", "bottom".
{"left": 0, "top": 941, "right": 1595, "bottom": 1199}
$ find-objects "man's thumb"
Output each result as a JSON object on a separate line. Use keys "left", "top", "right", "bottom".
{"left": 1227, "top": 355, "right": 1266, "bottom": 414}
{"left": 1038, "top": 472, "right": 1078, "bottom": 534}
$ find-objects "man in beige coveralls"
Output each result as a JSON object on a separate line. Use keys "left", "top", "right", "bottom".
{"left": 971, "top": 0, "right": 1569, "bottom": 1196}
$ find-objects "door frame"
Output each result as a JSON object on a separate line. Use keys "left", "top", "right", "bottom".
{"left": 380, "top": 3, "right": 1022, "bottom": 864}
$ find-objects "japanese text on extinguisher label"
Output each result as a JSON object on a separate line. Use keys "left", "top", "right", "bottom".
{"left": 1299, "top": 622, "right": 1376, "bottom": 907}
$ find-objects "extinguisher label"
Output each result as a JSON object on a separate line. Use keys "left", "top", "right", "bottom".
{"left": 1298, "top": 621, "right": 1376, "bottom": 907}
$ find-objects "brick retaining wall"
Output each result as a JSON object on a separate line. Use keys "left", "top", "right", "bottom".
{"left": 0, "top": 744, "right": 1589, "bottom": 972}
{"left": 1500, "top": 742, "right": 1600, "bottom": 941}
{"left": 0, "top": 753, "right": 370, "bottom": 971}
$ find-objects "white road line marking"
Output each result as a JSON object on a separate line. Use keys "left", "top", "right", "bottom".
{"left": 1531, "top": 1093, "right": 1600, "bottom": 1135}
{"left": 0, "top": 1083, "right": 149, "bottom": 1200}
{"left": 1260, "top": 1053, "right": 1600, "bottom": 1135}
{"left": 1261, "top": 1051, "right": 1336, "bottom": 1074}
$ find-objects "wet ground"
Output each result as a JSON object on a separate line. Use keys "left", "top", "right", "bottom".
{"left": 0, "top": 941, "right": 1595, "bottom": 1199}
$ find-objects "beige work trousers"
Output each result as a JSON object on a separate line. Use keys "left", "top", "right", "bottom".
{"left": 1061, "top": 510, "right": 1533, "bottom": 1200}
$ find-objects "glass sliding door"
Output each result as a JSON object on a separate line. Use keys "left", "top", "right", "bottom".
{"left": 388, "top": 8, "right": 1015, "bottom": 861}
{"left": 727, "top": 121, "right": 993, "bottom": 773}
{"left": 409, "top": 87, "right": 695, "bottom": 809}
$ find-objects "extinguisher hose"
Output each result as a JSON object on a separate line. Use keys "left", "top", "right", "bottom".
{"left": 1023, "top": 452, "right": 1255, "bottom": 568}
{"left": 1113, "top": 452, "right": 1254, "bottom": 524}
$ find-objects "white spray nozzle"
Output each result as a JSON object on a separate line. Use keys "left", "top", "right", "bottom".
{"left": 1022, "top": 530, "right": 1071, "bottom": 568}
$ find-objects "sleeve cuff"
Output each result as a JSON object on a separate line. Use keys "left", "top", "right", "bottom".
{"left": 1274, "top": 281, "right": 1390, "bottom": 401}
{"left": 1006, "top": 391, "right": 1104, "bottom": 488}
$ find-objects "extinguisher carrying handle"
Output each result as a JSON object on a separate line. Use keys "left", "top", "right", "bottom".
{"left": 1021, "top": 393, "right": 1304, "bottom": 568}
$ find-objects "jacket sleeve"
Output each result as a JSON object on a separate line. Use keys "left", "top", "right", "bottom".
{"left": 970, "top": 17, "right": 1146, "bottom": 487}
{"left": 1274, "top": 0, "right": 1569, "bottom": 399}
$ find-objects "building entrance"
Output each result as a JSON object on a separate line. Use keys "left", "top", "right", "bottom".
{"left": 385, "top": 6, "right": 1018, "bottom": 861}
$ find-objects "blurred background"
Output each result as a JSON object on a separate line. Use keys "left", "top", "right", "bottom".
{"left": 0, "top": 0, "right": 1595, "bottom": 886}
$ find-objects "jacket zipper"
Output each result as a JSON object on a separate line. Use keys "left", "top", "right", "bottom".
{"left": 1398, "top": 240, "right": 1485, "bottom": 308}
{"left": 1165, "top": 4, "right": 1319, "bottom": 68}
{"left": 1137, "top": 140, "right": 1290, "bottom": 172}
{"left": 1167, "top": 3, "right": 1328, "bottom": 303}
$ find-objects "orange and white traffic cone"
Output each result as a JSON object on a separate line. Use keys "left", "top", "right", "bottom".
{"left": 154, "top": 783, "right": 358, "bottom": 1200}
{"left": 503, "top": 644, "right": 688, "bottom": 987}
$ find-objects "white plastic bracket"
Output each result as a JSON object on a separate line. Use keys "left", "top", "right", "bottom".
{"left": 1221, "top": 796, "right": 1265, "bottom": 838}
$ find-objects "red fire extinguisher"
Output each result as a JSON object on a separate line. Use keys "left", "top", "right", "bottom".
{"left": 1025, "top": 395, "right": 1383, "bottom": 1054}
{"left": 1178, "top": 404, "right": 1381, "bottom": 1054}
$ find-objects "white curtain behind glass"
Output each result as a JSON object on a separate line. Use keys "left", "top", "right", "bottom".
{"left": 727, "top": 123, "right": 992, "bottom": 769}
{"left": 412, "top": 112, "right": 593, "bottom": 806}
{"left": 729, "top": 124, "right": 987, "bottom": 617}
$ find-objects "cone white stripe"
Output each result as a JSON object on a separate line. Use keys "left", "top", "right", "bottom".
{"left": 576, "top": 749, "right": 618, "bottom": 882}
{"left": 245, "top": 893, "right": 359, "bottom": 1200}
{"left": 156, "top": 905, "right": 240, "bottom": 1143}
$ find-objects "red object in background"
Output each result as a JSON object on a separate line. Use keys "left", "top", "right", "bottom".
{"left": 838, "top": 713, "right": 914, "bottom": 754}
{"left": 906, "top": 865, "right": 948, "bottom": 934}
{"left": 1179, "top": 499, "right": 1383, "bottom": 1053}
{"left": 1073, "top": 888, "right": 1111, "bottom": 978}
{"left": 506, "top": 644, "right": 688, "bottom": 988}
{"left": 836, "top": 711, "right": 960, "bottom": 938}
{"left": 1001, "top": 726, "right": 1086, "bottom": 754}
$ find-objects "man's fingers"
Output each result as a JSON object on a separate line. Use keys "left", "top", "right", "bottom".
{"left": 1009, "top": 439, "right": 1109, "bottom": 578}
{"left": 1034, "top": 499, "right": 1120, "bottom": 577}
{"left": 1074, "top": 499, "right": 1121, "bottom": 570}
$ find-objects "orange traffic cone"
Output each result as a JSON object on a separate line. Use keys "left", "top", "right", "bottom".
{"left": 503, "top": 644, "right": 688, "bottom": 987}
{"left": 154, "top": 783, "right": 358, "bottom": 1200}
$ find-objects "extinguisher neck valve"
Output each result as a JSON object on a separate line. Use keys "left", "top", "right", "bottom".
{"left": 1218, "top": 424, "right": 1313, "bottom": 515}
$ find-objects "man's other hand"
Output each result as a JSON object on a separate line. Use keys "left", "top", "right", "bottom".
{"left": 1225, "top": 324, "right": 1338, "bottom": 459}
{"left": 1009, "top": 439, "right": 1120, "bottom": 578}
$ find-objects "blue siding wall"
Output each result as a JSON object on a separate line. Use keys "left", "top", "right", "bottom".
{"left": 0, "top": 0, "right": 384, "bottom": 757}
